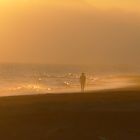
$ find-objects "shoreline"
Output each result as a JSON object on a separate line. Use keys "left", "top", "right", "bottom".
{"left": 0, "top": 85, "right": 139, "bottom": 98}
{"left": 0, "top": 74, "right": 139, "bottom": 97}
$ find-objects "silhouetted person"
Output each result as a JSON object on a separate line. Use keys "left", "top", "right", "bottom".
{"left": 80, "top": 73, "right": 86, "bottom": 92}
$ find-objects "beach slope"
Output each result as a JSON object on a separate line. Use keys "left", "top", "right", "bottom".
{"left": 0, "top": 89, "right": 140, "bottom": 140}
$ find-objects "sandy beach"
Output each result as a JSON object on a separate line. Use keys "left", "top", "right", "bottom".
{"left": 0, "top": 88, "right": 140, "bottom": 140}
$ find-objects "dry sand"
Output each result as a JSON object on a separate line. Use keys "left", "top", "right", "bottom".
{"left": 0, "top": 88, "right": 140, "bottom": 140}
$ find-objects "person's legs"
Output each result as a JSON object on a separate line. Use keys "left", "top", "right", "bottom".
{"left": 82, "top": 83, "right": 84, "bottom": 92}
{"left": 81, "top": 82, "right": 85, "bottom": 92}
{"left": 81, "top": 84, "right": 83, "bottom": 92}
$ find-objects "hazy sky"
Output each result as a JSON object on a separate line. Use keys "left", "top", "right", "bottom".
{"left": 0, "top": 0, "right": 140, "bottom": 65}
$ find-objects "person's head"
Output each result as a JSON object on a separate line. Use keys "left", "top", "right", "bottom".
{"left": 82, "top": 73, "right": 85, "bottom": 76}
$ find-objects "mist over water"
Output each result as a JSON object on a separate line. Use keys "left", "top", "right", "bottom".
{"left": 0, "top": 63, "right": 139, "bottom": 96}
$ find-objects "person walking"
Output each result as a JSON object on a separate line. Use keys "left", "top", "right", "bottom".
{"left": 80, "top": 73, "right": 86, "bottom": 92}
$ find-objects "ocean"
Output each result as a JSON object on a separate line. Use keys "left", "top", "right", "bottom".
{"left": 0, "top": 63, "right": 139, "bottom": 96}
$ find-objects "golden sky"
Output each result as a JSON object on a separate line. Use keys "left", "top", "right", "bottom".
{"left": 0, "top": 0, "right": 140, "bottom": 65}
{"left": 1, "top": 0, "right": 140, "bottom": 11}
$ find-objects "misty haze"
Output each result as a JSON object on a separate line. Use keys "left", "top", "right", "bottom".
{"left": 0, "top": 0, "right": 140, "bottom": 67}
{"left": 0, "top": 0, "right": 140, "bottom": 140}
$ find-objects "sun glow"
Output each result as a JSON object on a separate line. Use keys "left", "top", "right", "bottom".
{"left": 86, "top": 0, "right": 140, "bottom": 12}
{"left": 0, "top": 0, "right": 139, "bottom": 12}
{"left": 0, "top": 0, "right": 140, "bottom": 64}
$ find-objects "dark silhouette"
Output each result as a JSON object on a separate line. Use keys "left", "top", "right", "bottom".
{"left": 80, "top": 73, "right": 86, "bottom": 92}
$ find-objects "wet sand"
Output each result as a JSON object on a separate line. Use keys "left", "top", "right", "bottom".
{"left": 0, "top": 88, "right": 140, "bottom": 140}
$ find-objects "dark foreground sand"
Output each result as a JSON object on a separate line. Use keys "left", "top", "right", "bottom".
{"left": 0, "top": 88, "right": 140, "bottom": 140}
